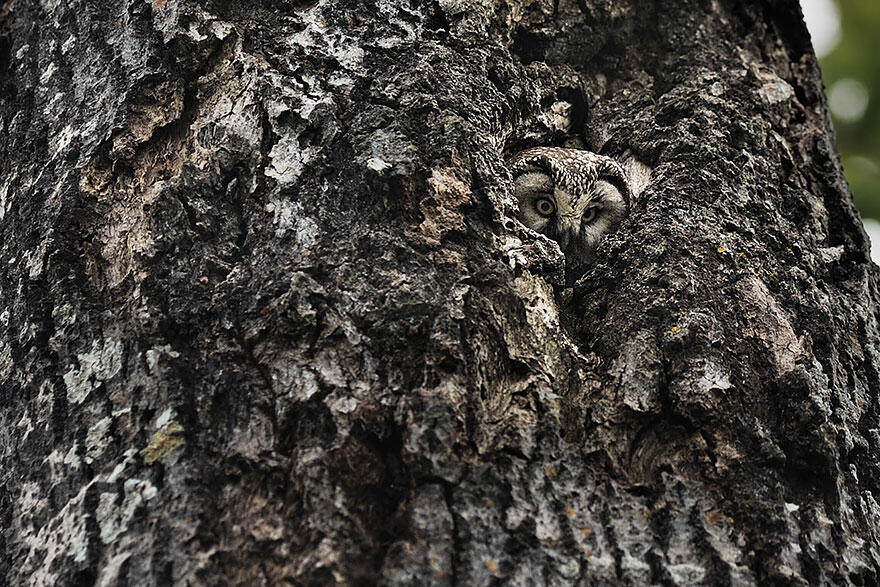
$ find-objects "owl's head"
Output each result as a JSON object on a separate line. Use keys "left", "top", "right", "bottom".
{"left": 510, "top": 147, "right": 629, "bottom": 272}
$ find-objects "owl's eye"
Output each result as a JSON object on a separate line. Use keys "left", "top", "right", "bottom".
{"left": 534, "top": 198, "right": 556, "bottom": 217}
{"left": 582, "top": 208, "right": 598, "bottom": 223}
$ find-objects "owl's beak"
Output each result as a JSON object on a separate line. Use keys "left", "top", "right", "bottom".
{"left": 556, "top": 212, "right": 578, "bottom": 251}
{"left": 557, "top": 230, "right": 571, "bottom": 251}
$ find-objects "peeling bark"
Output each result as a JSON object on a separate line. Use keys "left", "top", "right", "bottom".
{"left": 2, "top": 0, "right": 879, "bottom": 584}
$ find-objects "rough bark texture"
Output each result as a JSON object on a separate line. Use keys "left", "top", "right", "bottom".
{"left": 2, "top": 0, "right": 879, "bottom": 584}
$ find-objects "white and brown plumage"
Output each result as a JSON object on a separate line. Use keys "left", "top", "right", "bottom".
{"left": 510, "top": 147, "right": 629, "bottom": 272}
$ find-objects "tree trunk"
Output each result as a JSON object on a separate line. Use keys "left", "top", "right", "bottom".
{"left": 2, "top": 0, "right": 878, "bottom": 584}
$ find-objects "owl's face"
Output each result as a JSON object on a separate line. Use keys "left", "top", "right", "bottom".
{"left": 510, "top": 147, "right": 628, "bottom": 271}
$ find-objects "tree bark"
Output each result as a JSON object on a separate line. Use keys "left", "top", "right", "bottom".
{"left": 2, "top": 0, "right": 878, "bottom": 584}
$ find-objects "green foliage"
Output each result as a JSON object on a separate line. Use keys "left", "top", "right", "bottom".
{"left": 819, "top": 2, "right": 880, "bottom": 219}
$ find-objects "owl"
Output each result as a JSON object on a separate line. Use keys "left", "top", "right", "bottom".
{"left": 510, "top": 147, "right": 629, "bottom": 273}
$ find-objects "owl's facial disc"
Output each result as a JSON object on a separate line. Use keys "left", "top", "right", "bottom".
{"left": 514, "top": 170, "right": 553, "bottom": 194}
{"left": 514, "top": 170, "right": 558, "bottom": 233}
